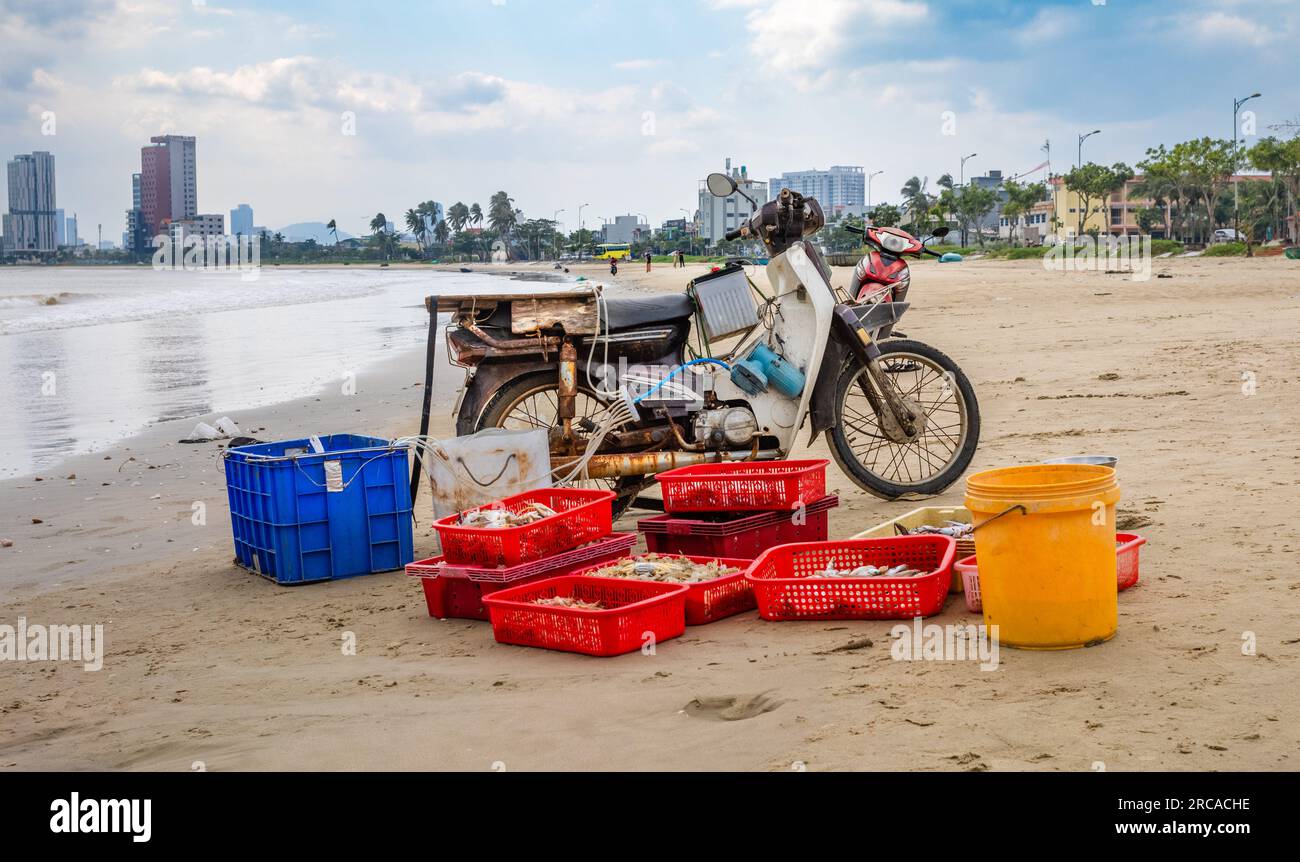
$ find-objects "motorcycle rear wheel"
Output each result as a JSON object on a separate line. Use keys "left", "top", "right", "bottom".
{"left": 828, "top": 338, "right": 980, "bottom": 500}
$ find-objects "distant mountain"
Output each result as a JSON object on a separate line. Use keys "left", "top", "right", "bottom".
{"left": 276, "top": 222, "right": 355, "bottom": 244}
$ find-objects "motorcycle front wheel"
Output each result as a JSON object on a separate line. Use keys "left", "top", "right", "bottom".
{"left": 828, "top": 338, "right": 980, "bottom": 499}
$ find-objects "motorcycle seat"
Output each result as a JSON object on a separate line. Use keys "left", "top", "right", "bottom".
{"left": 602, "top": 294, "right": 696, "bottom": 330}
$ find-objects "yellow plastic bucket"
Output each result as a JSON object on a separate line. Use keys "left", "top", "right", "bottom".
{"left": 964, "top": 464, "right": 1120, "bottom": 650}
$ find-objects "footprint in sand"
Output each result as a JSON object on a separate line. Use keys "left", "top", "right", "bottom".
{"left": 684, "top": 691, "right": 784, "bottom": 721}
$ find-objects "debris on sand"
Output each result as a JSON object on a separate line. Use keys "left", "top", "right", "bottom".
{"left": 1116, "top": 512, "right": 1155, "bottom": 530}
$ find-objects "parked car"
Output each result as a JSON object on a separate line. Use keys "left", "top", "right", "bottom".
{"left": 1212, "top": 228, "right": 1244, "bottom": 243}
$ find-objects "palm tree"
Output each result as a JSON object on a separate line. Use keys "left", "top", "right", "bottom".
{"left": 899, "top": 176, "right": 932, "bottom": 234}
{"left": 326, "top": 218, "right": 339, "bottom": 248}
{"left": 370, "top": 212, "right": 388, "bottom": 235}
{"left": 448, "top": 202, "right": 469, "bottom": 233}
{"left": 469, "top": 203, "right": 483, "bottom": 229}
{"left": 404, "top": 208, "right": 426, "bottom": 250}
{"left": 488, "top": 191, "right": 516, "bottom": 236}
{"left": 433, "top": 218, "right": 449, "bottom": 247}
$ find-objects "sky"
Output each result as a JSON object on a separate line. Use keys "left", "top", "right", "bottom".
{"left": 2, "top": 0, "right": 1297, "bottom": 240}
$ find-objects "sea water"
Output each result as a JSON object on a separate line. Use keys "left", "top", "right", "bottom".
{"left": 0, "top": 266, "right": 566, "bottom": 478}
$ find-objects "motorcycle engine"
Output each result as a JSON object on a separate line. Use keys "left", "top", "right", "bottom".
{"left": 693, "top": 407, "right": 759, "bottom": 448}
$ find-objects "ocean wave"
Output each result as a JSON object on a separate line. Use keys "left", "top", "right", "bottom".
{"left": 0, "top": 292, "right": 87, "bottom": 309}
{"left": 0, "top": 276, "right": 386, "bottom": 336}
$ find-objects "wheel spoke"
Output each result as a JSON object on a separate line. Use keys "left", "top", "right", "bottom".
{"left": 835, "top": 350, "right": 970, "bottom": 489}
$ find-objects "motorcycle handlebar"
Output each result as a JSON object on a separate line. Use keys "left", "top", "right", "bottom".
{"left": 724, "top": 227, "right": 744, "bottom": 241}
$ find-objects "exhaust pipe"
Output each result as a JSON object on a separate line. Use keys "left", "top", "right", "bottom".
{"left": 553, "top": 449, "right": 783, "bottom": 480}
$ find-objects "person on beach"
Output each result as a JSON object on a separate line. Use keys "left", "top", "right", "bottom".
{"left": 645, "top": 250, "right": 652, "bottom": 273}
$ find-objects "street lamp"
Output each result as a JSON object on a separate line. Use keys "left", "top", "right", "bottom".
{"left": 1234, "top": 92, "right": 1262, "bottom": 240}
{"left": 1077, "top": 129, "right": 1100, "bottom": 169}
{"left": 867, "top": 170, "right": 883, "bottom": 208}
{"left": 552, "top": 209, "right": 565, "bottom": 258}
{"left": 959, "top": 153, "right": 977, "bottom": 187}
{"left": 680, "top": 207, "right": 693, "bottom": 255}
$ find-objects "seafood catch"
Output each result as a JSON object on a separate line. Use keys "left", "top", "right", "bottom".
{"left": 532, "top": 596, "right": 606, "bottom": 610}
{"left": 902, "top": 520, "right": 972, "bottom": 540}
{"left": 811, "top": 559, "right": 925, "bottom": 579}
{"left": 587, "top": 554, "right": 740, "bottom": 584}
{"left": 457, "top": 501, "right": 559, "bottom": 529}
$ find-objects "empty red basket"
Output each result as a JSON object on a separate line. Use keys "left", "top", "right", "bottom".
{"left": 433, "top": 487, "right": 615, "bottom": 568}
{"left": 575, "top": 553, "right": 755, "bottom": 625}
{"left": 655, "top": 460, "right": 828, "bottom": 513}
{"left": 746, "top": 535, "right": 956, "bottom": 621}
{"left": 638, "top": 495, "right": 838, "bottom": 558}
{"left": 483, "top": 575, "right": 689, "bottom": 656}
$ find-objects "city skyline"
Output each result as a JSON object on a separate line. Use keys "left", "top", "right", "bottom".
{"left": 1, "top": 0, "right": 1297, "bottom": 238}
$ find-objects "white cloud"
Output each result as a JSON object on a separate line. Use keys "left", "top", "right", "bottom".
{"left": 718, "top": 0, "right": 929, "bottom": 88}
{"left": 1192, "top": 12, "right": 1276, "bottom": 46}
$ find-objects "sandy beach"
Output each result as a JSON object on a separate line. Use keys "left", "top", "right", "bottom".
{"left": 2, "top": 254, "right": 1298, "bottom": 771}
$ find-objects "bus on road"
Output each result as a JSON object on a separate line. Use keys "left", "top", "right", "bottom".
{"left": 592, "top": 243, "right": 632, "bottom": 260}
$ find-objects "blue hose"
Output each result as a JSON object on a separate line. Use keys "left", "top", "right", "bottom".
{"left": 633, "top": 358, "right": 732, "bottom": 404}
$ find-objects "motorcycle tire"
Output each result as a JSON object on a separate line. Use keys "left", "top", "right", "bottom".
{"left": 827, "top": 338, "right": 980, "bottom": 500}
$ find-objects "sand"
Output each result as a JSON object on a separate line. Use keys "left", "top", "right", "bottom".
{"left": 2, "top": 254, "right": 1298, "bottom": 771}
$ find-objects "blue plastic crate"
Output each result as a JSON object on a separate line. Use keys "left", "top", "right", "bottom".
{"left": 223, "top": 434, "right": 414, "bottom": 584}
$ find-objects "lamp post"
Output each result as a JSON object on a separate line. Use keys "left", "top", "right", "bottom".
{"left": 867, "top": 170, "right": 883, "bottom": 209}
{"left": 577, "top": 203, "right": 589, "bottom": 257}
{"left": 1077, "top": 129, "right": 1100, "bottom": 169}
{"left": 959, "top": 153, "right": 977, "bottom": 187}
{"left": 553, "top": 208, "right": 565, "bottom": 259}
{"left": 681, "top": 208, "right": 693, "bottom": 256}
{"left": 1233, "top": 92, "right": 1261, "bottom": 242}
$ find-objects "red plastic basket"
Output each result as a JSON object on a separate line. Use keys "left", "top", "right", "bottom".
{"left": 575, "top": 553, "right": 755, "bottom": 625}
{"left": 746, "top": 536, "right": 956, "bottom": 621}
{"left": 483, "top": 575, "right": 689, "bottom": 656}
{"left": 433, "top": 488, "right": 615, "bottom": 567}
{"left": 416, "top": 572, "right": 547, "bottom": 621}
{"left": 638, "top": 495, "right": 837, "bottom": 558}
{"left": 1115, "top": 532, "right": 1146, "bottom": 591}
{"left": 408, "top": 532, "right": 636, "bottom": 583}
{"left": 655, "top": 460, "right": 828, "bottom": 513}
{"left": 954, "top": 555, "right": 982, "bottom": 612}
{"left": 953, "top": 533, "right": 1146, "bottom": 614}
{"left": 408, "top": 544, "right": 632, "bottom": 621}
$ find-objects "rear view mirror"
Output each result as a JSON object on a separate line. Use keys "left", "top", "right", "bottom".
{"left": 932, "top": 227, "right": 950, "bottom": 239}
{"left": 706, "top": 172, "right": 737, "bottom": 197}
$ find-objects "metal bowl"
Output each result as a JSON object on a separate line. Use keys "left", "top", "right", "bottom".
{"left": 1043, "top": 455, "right": 1118, "bottom": 470}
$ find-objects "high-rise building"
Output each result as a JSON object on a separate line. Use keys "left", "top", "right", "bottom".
{"left": 768, "top": 166, "right": 865, "bottom": 215}
{"left": 55, "top": 207, "right": 66, "bottom": 246}
{"left": 698, "top": 158, "right": 768, "bottom": 243}
{"left": 124, "top": 173, "right": 146, "bottom": 254}
{"left": 140, "top": 134, "right": 196, "bottom": 236}
{"left": 65, "top": 213, "right": 79, "bottom": 247}
{"left": 2, "top": 151, "right": 58, "bottom": 254}
{"left": 230, "top": 203, "right": 254, "bottom": 237}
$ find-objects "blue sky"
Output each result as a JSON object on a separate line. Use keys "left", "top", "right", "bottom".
{"left": 2, "top": 0, "right": 1296, "bottom": 239}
